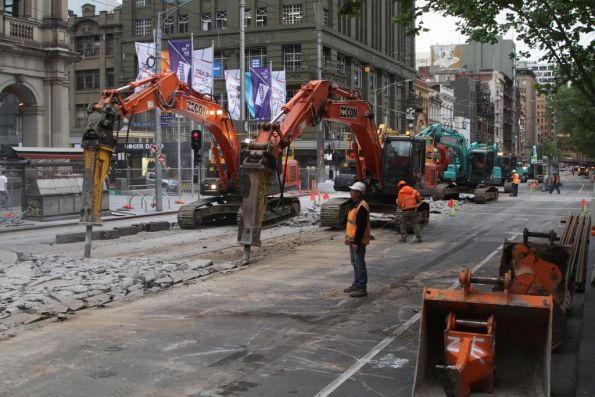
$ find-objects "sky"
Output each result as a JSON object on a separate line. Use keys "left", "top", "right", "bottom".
{"left": 67, "top": 0, "right": 543, "bottom": 62}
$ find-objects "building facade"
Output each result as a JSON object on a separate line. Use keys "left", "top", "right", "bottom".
{"left": 68, "top": 4, "right": 123, "bottom": 144}
{"left": 515, "top": 68, "right": 537, "bottom": 157}
{"left": 0, "top": 0, "right": 78, "bottom": 147}
{"left": 536, "top": 92, "right": 552, "bottom": 143}
{"left": 118, "top": 0, "right": 416, "bottom": 165}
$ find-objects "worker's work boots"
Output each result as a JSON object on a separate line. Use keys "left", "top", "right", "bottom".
{"left": 350, "top": 286, "right": 367, "bottom": 298}
{"left": 344, "top": 284, "right": 358, "bottom": 293}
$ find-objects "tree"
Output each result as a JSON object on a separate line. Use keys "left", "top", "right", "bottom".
{"left": 537, "top": 141, "right": 560, "bottom": 160}
{"left": 548, "top": 85, "right": 595, "bottom": 159}
{"left": 340, "top": 1, "right": 595, "bottom": 105}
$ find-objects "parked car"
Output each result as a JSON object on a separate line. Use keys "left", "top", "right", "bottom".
{"left": 146, "top": 172, "right": 178, "bottom": 191}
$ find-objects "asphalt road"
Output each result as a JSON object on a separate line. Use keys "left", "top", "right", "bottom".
{"left": 0, "top": 175, "right": 592, "bottom": 397}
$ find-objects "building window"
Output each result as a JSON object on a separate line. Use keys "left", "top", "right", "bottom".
{"left": 282, "top": 4, "right": 303, "bottom": 24}
{"left": 106, "top": 68, "right": 115, "bottom": 88}
{"left": 105, "top": 34, "right": 115, "bottom": 56}
{"left": 76, "top": 70, "right": 100, "bottom": 90}
{"left": 336, "top": 53, "right": 346, "bottom": 74}
{"left": 247, "top": 47, "right": 267, "bottom": 68}
{"left": 283, "top": 44, "right": 302, "bottom": 71}
{"left": 214, "top": 50, "right": 225, "bottom": 78}
{"left": 383, "top": 74, "right": 389, "bottom": 96}
{"left": 136, "top": 0, "right": 150, "bottom": 7}
{"left": 256, "top": 7, "right": 267, "bottom": 26}
{"left": 163, "top": 16, "right": 174, "bottom": 34}
{"left": 76, "top": 36, "right": 100, "bottom": 57}
{"left": 135, "top": 18, "right": 152, "bottom": 36}
{"left": 178, "top": 15, "right": 189, "bottom": 33}
{"left": 75, "top": 104, "right": 88, "bottom": 128}
{"left": 244, "top": 9, "right": 252, "bottom": 28}
{"left": 4, "top": 0, "right": 19, "bottom": 17}
{"left": 201, "top": 12, "right": 211, "bottom": 31}
{"left": 353, "top": 63, "right": 362, "bottom": 88}
{"left": 323, "top": 47, "right": 331, "bottom": 68}
{"left": 323, "top": 8, "right": 329, "bottom": 26}
{"left": 216, "top": 11, "right": 227, "bottom": 29}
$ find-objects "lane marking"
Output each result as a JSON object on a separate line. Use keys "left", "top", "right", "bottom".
{"left": 579, "top": 184, "right": 584, "bottom": 193}
{"left": 314, "top": 233, "right": 519, "bottom": 397}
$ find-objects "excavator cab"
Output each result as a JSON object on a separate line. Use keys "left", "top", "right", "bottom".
{"left": 467, "top": 149, "right": 495, "bottom": 185}
{"left": 382, "top": 136, "right": 426, "bottom": 196}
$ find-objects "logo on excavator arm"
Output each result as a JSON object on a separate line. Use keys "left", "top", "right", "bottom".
{"left": 340, "top": 106, "right": 358, "bottom": 119}
{"left": 186, "top": 101, "right": 208, "bottom": 118}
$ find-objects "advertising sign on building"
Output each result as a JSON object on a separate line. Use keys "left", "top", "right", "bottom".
{"left": 431, "top": 44, "right": 463, "bottom": 69}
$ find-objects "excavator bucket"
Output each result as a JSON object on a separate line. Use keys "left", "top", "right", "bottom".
{"left": 80, "top": 143, "right": 112, "bottom": 225}
{"left": 412, "top": 272, "right": 553, "bottom": 397}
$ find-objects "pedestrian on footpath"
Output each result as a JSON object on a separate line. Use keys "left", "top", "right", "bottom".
{"left": 510, "top": 169, "right": 520, "bottom": 197}
{"left": 344, "top": 181, "right": 371, "bottom": 298}
{"left": 549, "top": 173, "right": 561, "bottom": 194}
{"left": 397, "top": 180, "right": 423, "bottom": 243}
{"left": 0, "top": 171, "right": 9, "bottom": 211}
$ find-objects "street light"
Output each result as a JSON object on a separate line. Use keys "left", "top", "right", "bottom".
{"left": 153, "top": 0, "right": 194, "bottom": 211}
{"left": 373, "top": 79, "right": 412, "bottom": 129}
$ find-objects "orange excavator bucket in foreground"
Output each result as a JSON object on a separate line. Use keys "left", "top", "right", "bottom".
{"left": 412, "top": 270, "right": 553, "bottom": 397}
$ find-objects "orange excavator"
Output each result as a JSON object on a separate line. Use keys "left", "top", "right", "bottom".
{"left": 80, "top": 72, "right": 299, "bottom": 231}
{"left": 237, "top": 80, "right": 438, "bottom": 262}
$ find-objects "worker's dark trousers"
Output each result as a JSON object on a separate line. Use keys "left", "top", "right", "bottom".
{"left": 549, "top": 183, "right": 560, "bottom": 194}
{"left": 512, "top": 183, "right": 519, "bottom": 197}
{"left": 349, "top": 244, "right": 367, "bottom": 287}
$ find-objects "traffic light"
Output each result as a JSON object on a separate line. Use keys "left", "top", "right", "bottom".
{"left": 190, "top": 129, "right": 202, "bottom": 151}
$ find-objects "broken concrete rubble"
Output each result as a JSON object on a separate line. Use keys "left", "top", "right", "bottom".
{"left": 0, "top": 254, "right": 234, "bottom": 337}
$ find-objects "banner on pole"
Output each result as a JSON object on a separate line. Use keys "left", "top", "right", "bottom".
{"left": 224, "top": 69, "right": 241, "bottom": 120}
{"left": 168, "top": 39, "right": 192, "bottom": 85}
{"left": 245, "top": 72, "right": 255, "bottom": 119}
{"left": 270, "top": 71, "right": 286, "bottom": 118}
{"left": 191, "top": 46, "right": 214, "bottom": 94}
{"left": 134, "top": 42, "right": 156, "bottom": 92}
{"left": 250, "top": 66, "right": 272, "bottom": 120}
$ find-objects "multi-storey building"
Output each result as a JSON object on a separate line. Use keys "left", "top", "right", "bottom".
{"left": 430, "top": 84, "right": 454, "bottom": 128}
{"left": 516, "top": 68, "right": 537, "bottom": 158}
{"left": 536, "top": 93, "right": 552, "bottom": 143}
{"left": 68, "top": 4, "right": 123, "bottom": 144}
{"left": 523, "top": 61, "right": 556, "bottom": 85}
{"left": 0, "top": 0, "right": 78, "bottom": 147}
{"left": 119, "top": 0, "right": 416, "bottom": 165}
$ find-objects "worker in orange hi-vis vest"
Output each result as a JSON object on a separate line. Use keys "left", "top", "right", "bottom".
{"left": 344, "top": 182, "right": 371, "bottom": 298}
{"left": 397, "top": 180, "right": 423, "bottom": 243}
{"left": 511, "top": 170, "right": 520, "bottom": 197}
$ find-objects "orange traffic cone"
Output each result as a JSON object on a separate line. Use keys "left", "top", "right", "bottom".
{"left": 175, "top": 199, "right": 185, "bottom": 204}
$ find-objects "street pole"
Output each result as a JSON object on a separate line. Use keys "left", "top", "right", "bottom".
{"left": 154, "top": 13, "right": 163, "bottom": 211}
{"left": 315, "top": 0, "right": 325, "bottom": 183}
{"left": 177, "top": 114, "right": 182, "bottom": 197}
{"left": 240, "top": 0, "right": 246, "bottom": 137}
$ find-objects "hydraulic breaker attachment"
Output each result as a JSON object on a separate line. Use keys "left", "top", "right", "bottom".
{"left": 413, "top": 269, "right": 553, "bottom": 397}
{"left": 238, "top": 143, "right": 275, "bottom": 264}
{"left": 80, "top": 143, "right": 112, "bottom": 225}
{"left": 80, "top": 105, "right": 118, "bottom": 225}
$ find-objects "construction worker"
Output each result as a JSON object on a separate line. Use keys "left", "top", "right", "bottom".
{"left": 344, "top": 181, "right": 371, "bottom": 298}
{"left": 397, "top": 180, "right": 423, "bottom": 243}
{"left": 0, "top": 170, "right": 9, "bottom": 211}
{"left": 510, "top": 169, "right": 520, "bottom": 197}
{"left": 549, "top": 173, "right": 561, "bottom": 194}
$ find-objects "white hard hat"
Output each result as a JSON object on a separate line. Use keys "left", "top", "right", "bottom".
{"left": 348, "top": 181, "right": 366, "bottom": 192}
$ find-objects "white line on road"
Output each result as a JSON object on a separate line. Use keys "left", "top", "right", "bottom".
{"left": 579, "top": 184, "right": 584, "bottom": 193}
{"left": 314, "top": 233, "right": 519, "bottom": 397}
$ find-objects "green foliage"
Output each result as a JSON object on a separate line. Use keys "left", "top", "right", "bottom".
{"left": 339, "top": 0, "right": 594, "bottom": 104}
{"left": 537, "top": 141, "right": 561, "bottom": 160}
{"left": 548, "top": 85, "right": 595, "bottom": 158}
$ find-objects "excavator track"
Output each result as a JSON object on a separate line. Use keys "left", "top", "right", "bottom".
{"left": 473, "top": 186, "right": 499, "bottom": 204}
{"left": 320, "top": 198, "right": 351, "bottom": 229}
{"left": 177, "top": 197, "right": 241, "bottom": 229}
{"left": 237, "top": 196, "right": 301, "bottom": 230}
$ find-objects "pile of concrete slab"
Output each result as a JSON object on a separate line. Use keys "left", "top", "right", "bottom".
{"left": 0, "top": 252, "right": 238, "bottom": 337}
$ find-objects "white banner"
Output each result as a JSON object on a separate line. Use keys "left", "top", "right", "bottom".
{"left": 224, "top": 69, "right": 241, "bottom": 120}
{"left": 270, "top": 71, "right": 286, "bottom": 118}
{"left": 192, "top": 46, "right": 214, "bottom": 94}
{"left": 134, "top": 42, "right": 156, "bottom": 92}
